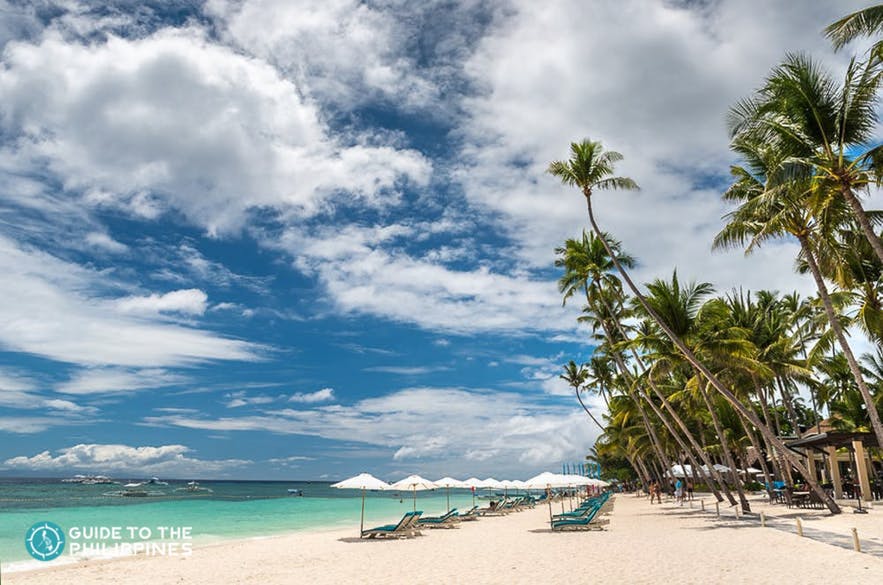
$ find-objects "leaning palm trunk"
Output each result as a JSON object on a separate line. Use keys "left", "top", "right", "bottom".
{"left": 842, "top": 187, "right": 883, "bottom": 267}
{"left": 575, "top": 387, "right": 605, "bottom": 432}
{"left": 595, "top": 294, "right": 730, "bottom": 502}
{"left": 585, "top": 194, "right": 841, "bottom": 513}
{"left": 797, "top": 234, "right": 883, "bottom": 457}
{"left": 697, "top": 379, "right": 750, "bottom": 512}
{"left": 739, "top": 416, "right": 776, "bottom": 501}
{"left": 755, "top": 381, "right": 792, "bottom": 485}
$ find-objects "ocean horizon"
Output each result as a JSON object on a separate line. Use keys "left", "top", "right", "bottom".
{"left": 0, "top": 477, "right": 485, "bottom": 571}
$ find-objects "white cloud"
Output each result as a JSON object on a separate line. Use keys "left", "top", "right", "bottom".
{"left": 145, "top": 386, "right": 599, "bottom": 477}
{"left": 4, "top": 443, "right": 251, "bottom": 477}
{"left": 206, "top": 0, "right": 438, "bottom": 110}
{"left": 56, "top": 367, "right": 185, "bottom": 395}
{"left": 0, "top": 367, "right": 98, "bottom": 415}
{"left": 0, "top": 235, "right": 263, "bottom": 367}
{"left": 453, "top": 0, "right": 872, "bottom": 297}
{"left": 84, "top": 231, "right": 129, "bottom": 253}
{"left": 116, "top": 288, "right": 208, "bottom": 316}
{"left": 0, "top": 27, "right": 430, "bottom": 236}
{"left": 275, "top": 223, "right": 575, "bottom": 334}
{"left": 225, "top": 390, "right": 278, "bottom": 408}
{"left": 289, "top": 388, "right": 335, "bottom": 403}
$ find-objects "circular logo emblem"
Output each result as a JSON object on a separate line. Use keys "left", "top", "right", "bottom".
{"left": 25, "top": 521, "right": 65, "bottom": 561}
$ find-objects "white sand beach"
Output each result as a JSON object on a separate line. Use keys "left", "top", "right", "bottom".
{"left": 6, "top": 494, "right": 883, "bottom": 585}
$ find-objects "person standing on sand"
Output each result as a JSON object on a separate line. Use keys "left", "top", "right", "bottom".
{"left": 687, "top": 480, "right": 694, "bottom": 501}
{"left": 675, "top": 478, "right": 684, "bottom": 505}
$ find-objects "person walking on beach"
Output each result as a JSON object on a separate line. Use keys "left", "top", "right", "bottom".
{"left": 687, "top": 480, "right": 694, "bottom": 501}
{"left": 675, "top": 478, "right": 684, "bottom": 505}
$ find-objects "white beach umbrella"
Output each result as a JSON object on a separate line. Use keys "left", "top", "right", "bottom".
{"left": 477, "top": 477, "right": 504, "bottom": 503}
{"left": 499, "top": 479, "right": 520, "bottom": 497}
{"left": 389, "top": 475, "right": 437, "bottom": 511}
{"left": 461, "top": 477, "right": 484, "bottom": 506}
{"left": 330, "top": 473, "right": 391, "bottom": 536}
{"left": 523, "top": 472, "right": 571, "bottom": 525}
{"left": 434, "top": 477, "right": 466, "bottom": 512}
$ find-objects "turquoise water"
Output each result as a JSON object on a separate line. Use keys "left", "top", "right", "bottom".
{"left": 0, "top": 478, "right": 484, "bottom": 570}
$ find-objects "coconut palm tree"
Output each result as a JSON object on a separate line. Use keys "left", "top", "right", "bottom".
{"left": 714, "top": 132, "right": 883, "bottom": 467}
{"left": 561, "top": 360, "right": 606, "bottom": 432}
{"left": 557, "top": 230, "right": 733, "bottom": 501}
{"left": 826, "top": 4, "right": 883, "bottom": 59}
{"left": 549, "top": 138, "right": 841, "bottom": 513}
{"left": 728, "top": 53, "right": 883, "bottom": 267}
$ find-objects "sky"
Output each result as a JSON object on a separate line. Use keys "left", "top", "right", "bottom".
{"left": 0, "top": 0, "right": 876, "bottom": 481}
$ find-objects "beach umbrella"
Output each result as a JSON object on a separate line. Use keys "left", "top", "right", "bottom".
{"left": 434, "top": 477, "right": 466, "bottom": 512}
{"left": 389, "top": 475, "right": 437, "bottom": 511}
{"left": 500, "top": 479, "right": 520, "bottom": 497}
{"left": 478, "top": 477, "right": 504, "bottom": 504}
{"left": 524, "top": 472, "right": 571, "bottom": 525}
{"left": 330, "top": 472, "right": 391, "bottom": 536}
{"left": 461, "top": 477, "right": 484, "bottom": 507}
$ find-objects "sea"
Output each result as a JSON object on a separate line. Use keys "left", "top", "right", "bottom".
{"left": 0, "top": 477, "right": 485, "bottom": 572}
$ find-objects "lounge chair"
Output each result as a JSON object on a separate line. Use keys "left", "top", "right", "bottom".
{"left": 457, "top": 506, "right": 480, "bottom": 521}
{"left": 551, "top": 506, "right": 607, "bottom": 531}
{"left": 361, "top": 511, "right": 422, "bottom": 539}
{"left": 418, "top": 508, "right": 460, "bottom": 529}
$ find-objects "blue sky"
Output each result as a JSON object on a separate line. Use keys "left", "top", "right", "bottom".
{"left": 0, "top": 0, "right": 874, "bottom": 480}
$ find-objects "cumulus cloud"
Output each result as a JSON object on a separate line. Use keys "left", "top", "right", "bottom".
{"left": 4, "top": 443, "right": 251, "bottom": 476}
{"left": 288, "top": 388, "right": 335, "bottom": 403}
{"left": 454, "top": 0, "right": 871, "bottom": 296}
{"left": 0, "top": 27, "right": 430, "bottom": 235}
{"left": 116, "top": 288, "right": 208, "bottom": 316}
{"left": 145, "top": 386, "right": 600, "bottom": 477}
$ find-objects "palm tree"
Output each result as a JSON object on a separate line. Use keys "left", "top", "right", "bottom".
{"left": 729, "top": 53, "right": 883, "bottom": 267}
{"left": 714, "top": 132, "right": 883, "bottom": 466}
{"left": 549, "top": 139, "right": 841, "bottom": 513}
{"left": 561, "top": 360, "right": 606, "bottom": 432}
{"left": 826, "top": 5, "right": 883, "bottom": 59}
{"left": 557, "top": 229, "right": 732, "bottom": 502}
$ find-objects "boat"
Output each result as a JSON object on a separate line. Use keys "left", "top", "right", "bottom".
{"left": 287, "top": 488, "right": 304, "bottom": 496}
{"left": 174, "top": 481, "right": 213, "bottom": 493}
{"left": 62, "top": 475, "right": 115, "bottom": 484}
{"left": 103, "top": 488, "right": 164, "bottom": 497}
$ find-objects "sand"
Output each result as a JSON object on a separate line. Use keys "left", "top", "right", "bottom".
{"left": 6, "top": 494, "right": 883, "bottom": 584}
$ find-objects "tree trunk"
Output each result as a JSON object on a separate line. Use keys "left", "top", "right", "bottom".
{"left": 842, "top": 187, "right": 883, "bottom": 266}
{"left": 575, "top": 387, "right": 605, "bottom": 432}
{"left": 584, "top": 193, "right": 841, "bottom": 513}
{"left": 740, "top": 417, "right": 775, "bottom": 501}
{"left": 593, "top": 292, "right": 731, "bottom": 502}
{"left": 798, "top": 234, "right": 883, "bottom": 460}
{"left": 697, "top": 379, "right": 750, "bottom": 512}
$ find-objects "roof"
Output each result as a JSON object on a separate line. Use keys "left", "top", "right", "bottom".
{"left": 785, "top": 431, "right": 879, "bottom": 453}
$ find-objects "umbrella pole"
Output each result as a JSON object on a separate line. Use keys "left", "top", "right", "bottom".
{"left": 447, "top": 486, "right": 451, "bottom": 513}
{"left": 413, "top": 487, "right": 417, "bottom": 512}
{"left": 547, "top": 488, "right": 553, "bottom": 527}
{"left": 360, "top": 488, "right": 365, "bottom": 537}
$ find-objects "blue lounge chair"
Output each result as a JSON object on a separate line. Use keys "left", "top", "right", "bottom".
{"left": 361, "top": 511, "right": 422, "bottom": 539}
{"left": 551, "top": 506, "right": 606, "bottom": 531}
{"left": 418, "top": 508, "right": 460, "bottom": 528}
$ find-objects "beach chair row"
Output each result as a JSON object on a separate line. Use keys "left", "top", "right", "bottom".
{"left": 360, "top": 495, "right": 541, "bottom": 538}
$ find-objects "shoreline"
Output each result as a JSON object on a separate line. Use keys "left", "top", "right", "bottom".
{"left": 6, "top": 493, "right": 883, "bottom": 584}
